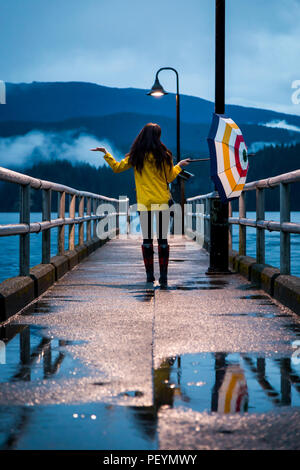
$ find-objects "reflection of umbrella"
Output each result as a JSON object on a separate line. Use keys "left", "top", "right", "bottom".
{"left": 217, "top": 364, "right": 248, "bottom": 414}
{"left": 207, "top": 113, "right": 249, "bottom": 203}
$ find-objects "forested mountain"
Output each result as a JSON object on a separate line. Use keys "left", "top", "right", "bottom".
{"left": 1, "top": 81, "right": 300, "bottom": 127}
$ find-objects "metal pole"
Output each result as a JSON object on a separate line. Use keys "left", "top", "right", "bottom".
{"left": 215, "top": 0, "right": 225, "bottom": 115}
{"left": 280, "top": 182, "right": 290, "bottom": 274}
{"left": 206, "top": 0, "right": 230, "bottom": 274}
{"left": 42, "top": 188, "right": 51, "bottom": 264}
{"left": 86, "top": 197, "right": 91, "bottom": 241}
{"left": 228, "top": 201, "right": 232, "bottom": 250}
{"left": 68, "top": 194, "right": 76, "bottom": 251}
{"left": 256, "top": 188, "right": 265, "bottom": 264}
{"left": 175, "top": 75, "right": 185, "bottom": 235}
{"left": 154, "top": 67, "right": 184, "bottom": 233}
{"left": 78, "top": 195, "right": 84, "bottom": 246}
{"left": 57, "top": 191, "right": 65, "bottom": 255}
{"left": 92, "top": 198, "right": 97, "bottom": 239}
{"left": 19, "top": 184, "right": 30, "bottom": 276}
{"left": 239, "top": 192, "right": 246, "bottom": 256}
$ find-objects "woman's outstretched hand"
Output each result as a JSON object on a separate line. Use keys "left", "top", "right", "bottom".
{"left": 90, "top": 147, "right": 108, "bottom": 154}
{"left": 178, "top": 158, "right": 191, "bottom": 168}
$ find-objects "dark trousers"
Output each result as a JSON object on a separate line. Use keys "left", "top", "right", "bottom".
{"left": 139, "top": 210, "right": 170, "bottom": 245}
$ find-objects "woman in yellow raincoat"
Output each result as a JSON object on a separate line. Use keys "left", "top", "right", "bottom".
{"left": 91, "top": 123, "right": 190, "bottom": 287}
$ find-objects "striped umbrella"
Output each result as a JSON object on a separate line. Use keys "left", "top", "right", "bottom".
{"left": 217, "top": 365, "right": 248, "bottom": 414}
{"left": 207, "top": 113, "right": 249, "bottom": 203}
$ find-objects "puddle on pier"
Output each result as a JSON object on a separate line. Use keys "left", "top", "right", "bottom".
{"left": 0, "top": 323, "right": 86, "bottom": 383}
{"left": 0, "top": 402, "right": 158, "bottom": 450}
{"left": 1, "top": 303, "right": 300, "bottom": 449}
{"left": 159, "top": 278, "right": 229, "bottom": 292}
{"left": 154, "top": 352, "right": 300, "bottom": 414}
{"left": 132, "top": 289, "right": 155, "bottom": 302}
{"left": 0, "top": 350, "right": 299, "bottom": 450}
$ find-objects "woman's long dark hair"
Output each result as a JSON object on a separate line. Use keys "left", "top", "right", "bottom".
{"left": 127, "top": 123, "right": 173, "bottom": 173}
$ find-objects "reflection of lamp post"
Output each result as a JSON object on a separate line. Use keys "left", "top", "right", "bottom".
{"left": 147, "top": 68, "right": 184, "bottom": 227}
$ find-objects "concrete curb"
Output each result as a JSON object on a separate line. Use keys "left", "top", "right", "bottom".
{"left": 260, "top": 266, "right": 281, "bottom": 296}
{"left": 63, "top": 250, "right": 79, "bottom": 270}
{"left": 229, "top": 249, "right": 298, "bottom": 314}
{"left": 274, "top": 275, "right": 300, "bottom": 315}
{"left": 0, "top": 236, "right": 111, "bottom": 323}
{"left": 0, "top": 277, "right": 35, "bottom": 322}
{"left": 237, "top": 255, "right": 256, "bottom": 281}
{"left": 50, "top": 255, "right": 69, "bottom": 281}
{"left": 75, "top": 244, "right": 88, "bottom": 262}
{"left": 30, "top": 264, "right": 55, "bottom": 297}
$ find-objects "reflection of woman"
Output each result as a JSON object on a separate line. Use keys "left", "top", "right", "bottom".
{"left": 91, "top": 123, "right": 190, "bottom": 287}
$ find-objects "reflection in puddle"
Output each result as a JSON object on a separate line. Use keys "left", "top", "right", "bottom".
{"left": 239, "top": 295, "right": 270, "bottom": 300}
{"left": 0, "top": 324, "right": 86, "bottom": 383}
{"left": 0, "top": 403, "right": 158, "bottom": 450}
{"left": 0, "top": 345, "right": 300, "bottom": 449}
{"left": 1, "top": 319, "right": 300, "bottom": 449}
{"left": 133, "top": 289, "right": 155, "bottom": 302}
{"left": 155, "top": 352, "right": 300, "bottom": 414}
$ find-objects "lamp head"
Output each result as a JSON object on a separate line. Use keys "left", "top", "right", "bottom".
{"left": 147, "top": 76, "right": 168, "bottom": 97}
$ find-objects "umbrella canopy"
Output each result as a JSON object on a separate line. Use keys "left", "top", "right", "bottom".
{"left": 217, "top": 365, "right": 248, "bottom": 414}
{"left": 207, "top": 113, "right": 249, "bottom": 203}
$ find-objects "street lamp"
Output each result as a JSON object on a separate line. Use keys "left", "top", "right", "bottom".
{"left": 147, "top": 67, "right": 185, "bottom": 233}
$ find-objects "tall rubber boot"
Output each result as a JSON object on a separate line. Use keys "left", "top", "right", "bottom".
{"left": 158, "top": 243, "right": 169, "bottom": 288}
{"left": 141, "top": 243, "right": 155, "bottom": 282}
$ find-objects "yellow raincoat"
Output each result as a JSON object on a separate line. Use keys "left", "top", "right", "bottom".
{"left": 104, "top": 152, "right": 182, "bottom": 211}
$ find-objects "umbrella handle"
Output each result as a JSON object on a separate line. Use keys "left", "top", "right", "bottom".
{"left": 187, "top": 158, "right": 210, "bottom": 162}
{"left": 184, "top": 153, "right": 255, "bottom": 162}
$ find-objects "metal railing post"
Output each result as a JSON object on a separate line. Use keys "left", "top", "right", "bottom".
{"left": 57, "top": 191, "right": 65, "bottom": 255}
{"left": 239, "top": 192, "right": 246, "bottom": 256}
{"left": 228, "top": 201, "right": 232, "bottom": 250}
{"left": 256, "top": 188, "right": 265, "bottom": 264}
{"left": 192, "top": 201, "right": 196, "bottom": 234}
{"left": 78, "top": 195, "right": 84, "bottom": 246}
{"left": 68, "top": 194, "right": 76, "bottom": 250}
{"left": 19, "top": 184, "right": 30, "bottom": 276}
{"left": 127, "top": 199, "right": 130, "bottom": 235}
{"left": 280, "top": 182, "right": 290, "bottom": 274}
{"left": 86, "top": 197, "right": 91, "bottom": 241}
{"left": 42, "top": 189, "right": 51, "bottom": 264}
{"left": 205, "top": 197, "right": 212, "bottom": 252}
{"left": 92, "top": 198, "right": 97, "bottom": 239}
{"left": 116, "top": 199, "right": 119, "bottom": 236}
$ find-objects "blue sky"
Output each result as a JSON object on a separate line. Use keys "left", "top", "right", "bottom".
{"left": 0, "top": 0, "right": 300, "bottom": 115}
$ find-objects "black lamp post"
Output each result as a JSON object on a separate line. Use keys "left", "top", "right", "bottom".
{"left": 147, "top": 67, "right": 184, "bottom": 225}
{"left": 206, "top": 0, "right": 230, "bottom": 274}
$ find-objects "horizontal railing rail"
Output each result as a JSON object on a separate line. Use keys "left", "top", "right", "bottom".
{"left": 186, "top": 168, "right": 300, "bottom": 275}
{"left": 0, "top": 166, "right": 129, "bottom": 279}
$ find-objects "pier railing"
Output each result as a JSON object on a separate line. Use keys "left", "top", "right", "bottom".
{"left": 0, "top": 166, "right": 128, "bottom": 278}
{"left": 186, "top": 168, "right": 300, "bottom": 275}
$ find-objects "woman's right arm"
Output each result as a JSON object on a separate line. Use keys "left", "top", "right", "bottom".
{"left": 90, "top": 147, "right": 132, "bottom": 173}
{"left": 165, "top": 158, "right": 191, "bottom": 183}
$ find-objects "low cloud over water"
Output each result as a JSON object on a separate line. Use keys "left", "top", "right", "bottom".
{"left": 0, "top": 130, "right": 121, "bottom": 169}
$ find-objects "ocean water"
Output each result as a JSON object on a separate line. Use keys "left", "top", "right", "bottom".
{"left": 0, "top": 211, "right": 299, "bottom": 283}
